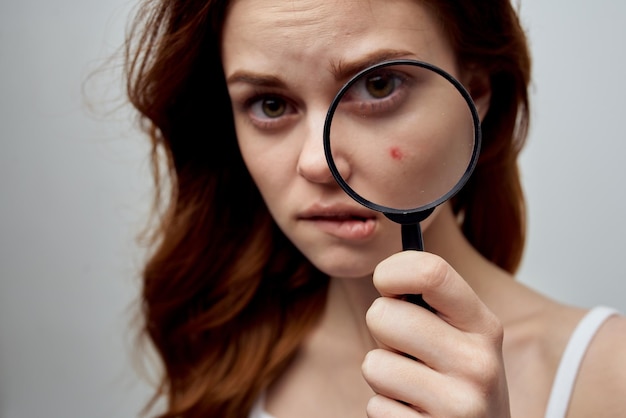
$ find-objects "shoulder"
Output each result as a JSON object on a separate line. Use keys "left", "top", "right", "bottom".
{"left": 500, "top": 295, "right": 620, "bottom": 417}
{"left": 569, "top": 310, "right": 626, "bottom": 417}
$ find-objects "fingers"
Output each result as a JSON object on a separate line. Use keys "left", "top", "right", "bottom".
{"left": 362, "top": 348, "right": 444, "bottom": 413}
{"left": 366, "top": 294, "right": 505, "bottom": 382}
{"left": 363, "top": 348, "right": 508, "bottom": 417}
{"left": 366, "top": 393, "right": 427, "bottom": 418}
{"left": 372, "top": 251, "right": 502, "bottom": 339}
{"left": 364, "top": 251, "right": 510, "bottom": 417}
{"left": 366, "top": 296, "right": 469, "bottom": 371}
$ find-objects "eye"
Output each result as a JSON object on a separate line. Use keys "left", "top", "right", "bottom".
{"left": 351, "top": 70, "right": 405, "bottom": 101}
{"left": 339, "top": 69, "right": 411, "bottom": 116}
{"left": 251, "top": 96, "right": 288, "bottom": 118}
{"left": 244, "top": 94, "right": 298, "bottom": 130}
{"left": 363, "top": 72, "right": 398, "bottom": 99}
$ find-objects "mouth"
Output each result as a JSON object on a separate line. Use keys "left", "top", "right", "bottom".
{"left": 307, "top": 213, "right": 372, "bottom": 222}
{"left": 298, "top": 205, "right": 378, "bottom": 240}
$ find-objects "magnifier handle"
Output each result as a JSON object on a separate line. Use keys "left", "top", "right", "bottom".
{"left": 401, "top": 223, "right": 424, "bottom": 251}
{"left": 401, "top": 223, "right": 435, "bottom": 312}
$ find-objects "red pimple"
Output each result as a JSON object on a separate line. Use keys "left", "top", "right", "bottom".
{"left": 389, "top": 146, "right": 404, "bottom": 161}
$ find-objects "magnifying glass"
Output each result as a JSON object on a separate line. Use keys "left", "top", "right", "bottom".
{"left": 323, "top": 59, "right": 481, "bottom": 309}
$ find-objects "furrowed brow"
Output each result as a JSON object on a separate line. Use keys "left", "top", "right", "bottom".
{"left": 329, "top": 49, "right": 417, "bottom": 82}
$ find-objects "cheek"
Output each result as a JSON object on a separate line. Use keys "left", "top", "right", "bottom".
{"left": 389, "top": 146, "right": 404, "bottom": 161}
{"left": 237, "top": 139, "right": 270, "bottom": 192}
{"left": 237, "top": 138, "right": 293, "bottom": 205}
{"left": 240, "top": 151, "right": 274, "bottom": 194}
{"left": 242, "top": 153, "right": 288, "bottom": 225}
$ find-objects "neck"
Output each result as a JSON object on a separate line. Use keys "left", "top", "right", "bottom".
{"left": 425, "top": 204, "right": 543, "bottom": 325}
{"left": 319, "top": 203, "right": 520, "bottom": 345}
{"left": 423, "top": 203, "right": 501, "bottom": 295}
{"left": 317, "top": 274, "right": 380, "bottom": 353}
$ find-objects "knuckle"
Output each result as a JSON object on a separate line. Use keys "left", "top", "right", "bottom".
{"left": 421, "top": 253, "right": 452, "bottom": 290}
{"left": 447, "top": 384, "right": 489, "bottom": 417}
{"left": 472, "top": 350, "right": 500, "bottom": 383}
{"left": 476, "top": 309, "right": 505, "bottom": 346}
{"left": 450, "top": 335, "right": 503, "bottom": 389}
{"left": 488, "top": 315, "right": 505, "bottom": 344}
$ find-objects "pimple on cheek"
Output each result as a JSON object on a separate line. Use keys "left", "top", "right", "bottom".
{"left": 389, "top": 146, "right": 404, "bottom": 161}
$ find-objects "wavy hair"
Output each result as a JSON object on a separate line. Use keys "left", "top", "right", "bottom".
{"left": 123, "top": 0, "right": 531, "bottom": 416}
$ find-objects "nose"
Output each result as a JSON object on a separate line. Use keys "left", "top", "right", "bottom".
{"left": 296, "top": 113, "right": 351, "bottom": 184}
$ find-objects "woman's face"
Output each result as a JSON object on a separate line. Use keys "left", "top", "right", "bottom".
{"left": 221, "top": 0, "right": 461, "bottom": 279}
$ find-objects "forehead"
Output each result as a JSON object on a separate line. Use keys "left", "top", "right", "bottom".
{"left": 221, "top": 0, "right": 455, "bottom": 73}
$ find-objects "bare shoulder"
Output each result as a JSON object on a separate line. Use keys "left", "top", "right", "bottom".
{"left": 569, "top": 310, "right": 626, "bottom": 417}
{"left": 499, "top": 286, "right": 623, "bottom": 418}
{"left": 501, "top": 293, "right": 588, "bottom": 417}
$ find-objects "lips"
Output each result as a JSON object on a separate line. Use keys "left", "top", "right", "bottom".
{"left": 298, "top": 204, "right": 378, "bottom": 240}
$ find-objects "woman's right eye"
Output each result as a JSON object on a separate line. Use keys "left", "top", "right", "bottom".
{"left": 244, "top": 95, "right": 297, "bottom": 130}
{"left": 250, "top": 96, "right": 287, "bottom": 118}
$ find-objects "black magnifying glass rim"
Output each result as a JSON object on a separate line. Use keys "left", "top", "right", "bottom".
{"left": 323, "top": 58, "right": 482, "bottom": 219}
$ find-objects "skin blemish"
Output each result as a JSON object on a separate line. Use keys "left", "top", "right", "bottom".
{"left": 389, "top": 146, "right": 404, "bottom": 161}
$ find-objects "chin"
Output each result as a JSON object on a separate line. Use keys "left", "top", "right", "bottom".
{"left": 317, "top": 265, "right": 375, "bottom": 280}
{"left": 301, "top": 246, "right": 391, "bottom": 280}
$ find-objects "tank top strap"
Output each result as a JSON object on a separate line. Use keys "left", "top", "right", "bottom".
{"left": 544, "top": 306, "right": 619, "bottom": 418}
{"left": 249, "top": 391, "right": 277, "bottom": 418}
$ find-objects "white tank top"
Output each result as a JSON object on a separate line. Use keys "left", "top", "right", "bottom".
{"left": 250, "top": 306, "right": 619, "bottom": 418}
{"left": 544, "top": 306, "right": 618, "bottom": 417}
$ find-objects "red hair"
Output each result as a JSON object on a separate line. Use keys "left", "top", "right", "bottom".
{"left": 124, "top": 0, "right": 531, "bottom": 416}
{"left": 426, "top": 1, "right": 531, "bottom": 272}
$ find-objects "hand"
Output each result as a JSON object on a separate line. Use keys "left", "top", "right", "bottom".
{"left": 362, "top": 251, "right": 510, "bottom": 417}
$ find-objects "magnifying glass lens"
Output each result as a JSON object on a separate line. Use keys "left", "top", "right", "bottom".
{"left": 324, "top": 61, "right": 479, "bottom": 213}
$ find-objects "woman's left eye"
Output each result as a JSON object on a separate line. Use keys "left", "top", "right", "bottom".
{"left": 362, "top": 72, "right": 399, "bottom": 99}
{"left": 339, "top": 70, "right": 410, "bottom": 116}
{"left": 352, "top": 70, "right": 405, "bottom": 101}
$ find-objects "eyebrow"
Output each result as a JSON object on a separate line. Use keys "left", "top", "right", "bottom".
{"left": 225, "top": 49, "right": 418, "bottom": 87}
{"left": 226, "top": 72, "right": 286, "bottom": 88}
{"left": 330, "top": 49, "right": 417, "bottom": 81}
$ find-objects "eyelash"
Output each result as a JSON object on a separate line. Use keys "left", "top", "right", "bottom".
{"left": 234, "top": 69, "right": 412, "bottom": 130}
{"left": 340, "top": 70, "right": 413, "bottom": 116}
{"left": 240, "top": 92, "right": 297, "bottom": 131}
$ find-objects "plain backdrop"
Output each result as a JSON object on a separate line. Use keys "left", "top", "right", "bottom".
{"left": 1, "top": 1, "right": 624, "bottom": 417}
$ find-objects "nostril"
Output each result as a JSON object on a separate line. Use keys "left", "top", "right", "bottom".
{"left": 329, "top": 155, "right": 351, "bottom": 183}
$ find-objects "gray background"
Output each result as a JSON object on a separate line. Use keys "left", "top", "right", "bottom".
{"left": 1, "top": 1, "right": 624, "bottom": 417}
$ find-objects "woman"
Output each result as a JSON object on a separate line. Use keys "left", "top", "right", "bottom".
{"left": 124, "top": 0, "right": 626, "bottom": 417}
